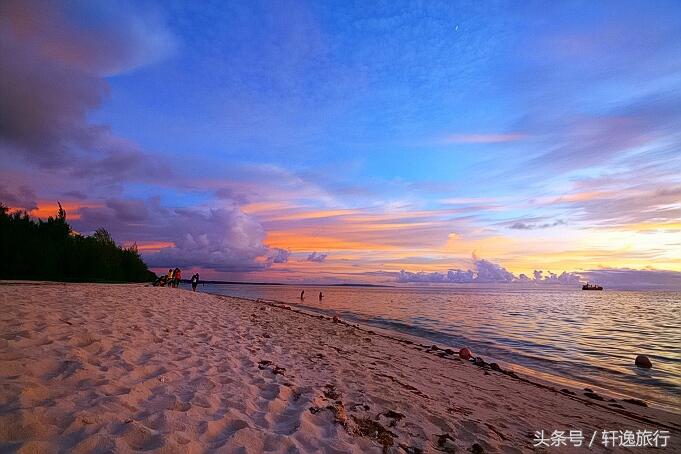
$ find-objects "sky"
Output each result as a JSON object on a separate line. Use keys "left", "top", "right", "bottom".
{"left": 1, "top": 0, "right": 681, "bottom": 289}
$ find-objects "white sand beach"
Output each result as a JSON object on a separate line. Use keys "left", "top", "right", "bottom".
{"left": 1, "top": 283, "right": 678, "bottom": 453}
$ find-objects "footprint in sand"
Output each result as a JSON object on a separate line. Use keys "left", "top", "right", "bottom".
{"left": 272, "top": 387, "right": 311, "bottom": 435}
{"left": 200, "top": 417, "right": 250, "bottom": 449}
{"left": 119, "top": 422, "right": 165, "bottom": 451}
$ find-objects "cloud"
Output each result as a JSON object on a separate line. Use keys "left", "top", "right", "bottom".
{"left": 73, "top": 198, "right": 273, "bottom": 272}
{"left": 0, "top": 0, "right": 176, "bottom": 77}
{"left": 306, "top": 251, "right": 328, "bottom": 263}
{"left": 551, "top": 184, "right": 681, "bottom": 229}
{"left": 396, "top": 258, "right": 581, "bottom": 285}
{"left": 62, "top": 190, "right": 88, "bottom": 200}
{"left": 0, "top": 0, "right": 175, "bottom": 176}
{"left": 581, "top": 268, "right": 681, "bottom": 291}
{"left": 268, "top": 248, "right": 291, "bottom": 264}
{"left": 526, "top": 270, "right": 581, "bottom": 285}
{"left": 395, "top": 259, "right": 681, "bottom": 289}
{"left": 521, "top": 93, "right": 681, "bottom": 175}
{"left": 509, "top": 219, "right": 565, "bottom": 230}
{"left": 397, "top": 258, "right": 515, "bottom": 284}
{"left": 0, "top": 184, "right": 38, "bottom": 211}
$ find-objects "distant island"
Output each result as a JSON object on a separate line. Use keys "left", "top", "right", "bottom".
{"left": 194, "top": 280, "right": 392, "bottom": 287}
{"left": 0, "top": 203, "right": 156, "bottom": 283}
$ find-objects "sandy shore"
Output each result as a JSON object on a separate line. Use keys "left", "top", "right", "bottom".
{"left": 1, "top": 283, "right": 678, "bottom": 453}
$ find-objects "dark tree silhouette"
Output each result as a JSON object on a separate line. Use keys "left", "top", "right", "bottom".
{"left": 0, "top": 203, "right": 156, "bottom": 282}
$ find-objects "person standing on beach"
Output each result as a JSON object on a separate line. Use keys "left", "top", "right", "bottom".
{"left": 300, "top": 290, "right": 305, "bottom": 300}
{"left": 174, "top": 268, "right": 181, "bottom": 288}
{"left": 166, "top": 269, "right": 174, "bottom": 287}
{"left": 319, "top": 292, "right": 323, "bottom": 301}
{"left": 191, "top": 273, "right": 199, "bottom": 292}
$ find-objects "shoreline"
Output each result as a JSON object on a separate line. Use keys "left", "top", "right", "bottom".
{"left": 201, "top": 287, "right": 678, "bottom": 414}
{"left": 215, "top": 292, "right": 677, "bottom": 416}
{"left": 1, "top": 283, "right": 679, "bottom": 452}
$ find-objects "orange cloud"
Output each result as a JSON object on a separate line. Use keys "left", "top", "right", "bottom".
{"left": 21, "top": 201, "right": 104, "bottom": 220}
{"left": 268, "top": 209, "right": 361, "bottom": 222}
{"left": 125, "top": 241, "right": 176, "bottom": 251}
{"left": 241, "top": 201, "right": 301, "bottom": 214}
{"left": 265, "top": 230, "right": 402, "bottom": 252}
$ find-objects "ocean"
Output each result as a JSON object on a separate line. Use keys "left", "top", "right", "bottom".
{"left": 196, "top": 283, "right": 680, "bottom": 412}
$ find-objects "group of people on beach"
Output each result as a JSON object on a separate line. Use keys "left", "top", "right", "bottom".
{"left": 153, "top": 268, "right": 200, "bottom": 291}
{"left": 154, "top": 268, "right": 181, "bottom": 287}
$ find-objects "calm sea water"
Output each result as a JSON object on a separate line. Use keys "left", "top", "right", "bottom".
{"left": 197, "top": 283, "right": 680, "bottom": 412}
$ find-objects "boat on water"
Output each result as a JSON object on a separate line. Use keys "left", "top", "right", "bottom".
{"left": 582, "top": 282, "right": 603, "bottom": 291}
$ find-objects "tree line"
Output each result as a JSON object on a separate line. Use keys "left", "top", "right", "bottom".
{"left": 0, "top": 203, "right": 156, "bottom": 282}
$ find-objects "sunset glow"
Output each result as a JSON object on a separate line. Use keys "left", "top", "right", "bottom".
{"left": 1, "top": 0, "right": 680, "bottom": 288}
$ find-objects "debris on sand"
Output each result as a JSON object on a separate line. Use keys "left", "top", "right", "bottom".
{"left": 351, "top": 415, "right": 396, "bottom": 451}
{"left": 471, "top": 442, "right": 485, "bottom": 453}
{"left": 379, "top": 409, "right": 405, "bottom": 427}
{"left": 258, "top": 359, "right": 285, "bottom": 375}
{"left": 323, "top": 384, "right": 341, "bottom": 400}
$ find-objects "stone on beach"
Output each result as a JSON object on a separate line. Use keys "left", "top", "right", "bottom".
{"left": 635, "top": 354, "right": 652, "bottom": 368}
{"left": 459, "top": 347, "right": 473, "bottom": 360}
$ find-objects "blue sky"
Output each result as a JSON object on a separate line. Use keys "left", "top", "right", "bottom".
{"left": 1, "top": 0, "right": 681, "bottom": 287}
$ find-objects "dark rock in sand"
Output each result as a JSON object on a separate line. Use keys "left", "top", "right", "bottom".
{"left": 444, "top": 348, "right": 454, "bottom": 355}
{"left": 383, "top": 410, "right": 405, "bottom": 420}
{"left": 635, "top": 354, "right": 652, "bottom": 368}
{"left": 623, "top": 398, "right": 648, "bottom": 407}
{"left": 382, "top": 410, "right": 405, "bottom": 427}
{"left": 471, "top": 443, "right": 485, "bottom": 454}
{"left": 459, "top": 347, "right": 473, "bottom": 360}
{"left": 489, "top": 363, "right": 502, "bottom": 372}
{"left": 560, "top": 388, "right": 575, "bottom": 395}
{"left": 583, "top": 391, "right": 604, "bottom": 401}
{"left": 436, "top": 433, "right": 456, "bottom": 453}
{"left": 473, "top": 357, "right": 486, "bottom": 367}
{"left": 584, "top": 387, "right": 593, "bottom": 393}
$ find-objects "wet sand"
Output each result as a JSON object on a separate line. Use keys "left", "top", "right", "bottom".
{"left": 1, "top": 283, "right": 678, "bottom": 452}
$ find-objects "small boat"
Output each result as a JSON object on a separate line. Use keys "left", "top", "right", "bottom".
{"left": 582, "top": 282, "right": 603, "bottom": 291}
